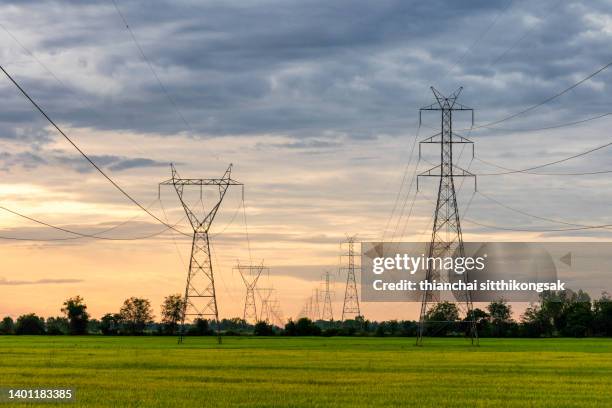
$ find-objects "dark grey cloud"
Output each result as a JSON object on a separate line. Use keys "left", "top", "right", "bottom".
{"left": 0, "top": 150, "right": 167, "bottom": 173}
{"left": 0, "top": 276, "right": 83, "bottom": 285}
{"left": 0, "top": 0, "right": 611, "bottom": 244}
{"left": 1, "top": 0, "right": 611, "bottom": 140}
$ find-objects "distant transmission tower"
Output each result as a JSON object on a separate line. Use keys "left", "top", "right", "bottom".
{"left": 269, "top": 298, "right": 285, "bottom": 327}
{"left": 321, "top": 271, "right": 334, "bottom": 321}
{"left": 416, "top": 87, "right": 478, "bottom": 346}
{"left": 312, "top": 289, "right": 321, "bottom": 321}
{"left": 160, "top": 164, "right": 242, "bottom": 343}
{"left": 340, "top": 235, "right": 361, "bottom": 320}
{"left": 234, "top": 261, "right": 266, "bottom": 323}
{"left": 257, "top": 287, "right": 273, "bottom": 323}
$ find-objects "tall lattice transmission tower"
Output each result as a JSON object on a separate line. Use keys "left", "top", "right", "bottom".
{"left": 340, "top": 235, "right": 361, "bottom": 320}
{"left": 416, "top": 87, "right": 478, "bottom": 346}
{"left": 321, "top": 271, "right": 334, "bottom": 321}
{"left": 160, "top": 163, "right": 242, "bottom": 343}
{"left": 234, "top": 261, "right": 267, "bottom": 323}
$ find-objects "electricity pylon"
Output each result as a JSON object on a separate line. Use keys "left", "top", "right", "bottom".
{"left": 321, "top": 271, "right": 334, "bottom": 321}
{"left": 416, "top": 87, "right": 478, "bottom": 346}
{"left": 257, "top": 287, "right": 273, "bottom": 322}
{"left": 269, "top": 298, "right": 285, "bottom": 327}
{"left": 312, "top": 289, "right": 321, "bottom": 321}
{"left": 340, "top": 235, "right": 361, "bottom": 320}
{"left": 160, "top": 163, "right": 242, "bottom": 344}
{"left": 234, "top": 261, "right": 267, "bottom": 323}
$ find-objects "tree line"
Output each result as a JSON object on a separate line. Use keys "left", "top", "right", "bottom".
{"left": 1, "top": 290, "right": 611, "bottom": 337}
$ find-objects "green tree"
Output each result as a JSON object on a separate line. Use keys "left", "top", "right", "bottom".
{"left": 100, "top": 313, "right": 121, "bottom": 335}
{"left": 520, "top": 305, "right": 552, "bottom": 337}
{"left": 0, "top": 316, "right": 14, "bottom": 334}
{"left": 487, "top": 299, "right": 513, "bottom": 337}
{"left": 119, "top": 297, "right": 154, "bottom": 335}
{"left": 427, "top": 301, "right": 459, "bottom": 322}
{"left": 562, "top": 301, "right": 593, "bottom": 337}
{"left": 487, "top": 300, "right": 512, "bottom": 323}
{"left": 61, "top": 296, "right": 90, "bottom": 335}
{"left": 187, "top": 318, "right": 212, "bottom": 336}
{"left": 253, "top": 321, "right": 275, "bottom": 336}
{"left": 593, "top": 293, "right": 612, "bottom": 336}
{"left": 46, "top": 317, "right": 69, "bottom": 335}
{"left": 15, "top": 313, "right": 45, "bottom": 335}
{"left": 160, "top": 294, "right": 185, "bottom": 335}
{"left": 284, "top": 318, "right": 320, "bottom": 336}
{"left": 465, "top": 308, "right": 490, "bottom": 336}
{"left": 87, "top": 319, "right": 101, "bottom": 334}
{"left": 426, "top": 302, "right": 459, "bottom": 336}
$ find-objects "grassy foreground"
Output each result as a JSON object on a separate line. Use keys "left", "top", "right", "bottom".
{"left": 1, "top": 336, "right": 612, "bottom": 407}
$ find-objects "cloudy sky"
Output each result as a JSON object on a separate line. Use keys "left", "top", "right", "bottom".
{"left": 1, "top": 0, "right": 612, "bottom": 321}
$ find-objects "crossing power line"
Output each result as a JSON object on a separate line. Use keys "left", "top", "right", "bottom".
{"left": 469, "top": 112, "right": 612, "bottom": 134}
{"left": 475, "top": 156, "right": 612, "bottom": 176}
{"left": 443, "top": 0, "right": 515, "bottom": 79}
{"left": 473, "top": 59, "right": 612, "bottom": 130}
{"left": 474, "top": 139, "right": 612, "bottom": 176}
{"left": 110, "top": 0, "right": 198, "bottom": 136}
{"left": 475, "top": 190, "right": 612, "bottom": 230}
{"left": 0, "top": 65, "right": 191, "bottom": 237}
{"left": 0, "top": 200, "right": 188, "bottom": 241}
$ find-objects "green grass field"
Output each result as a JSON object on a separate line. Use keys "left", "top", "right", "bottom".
{"left": 1, "top": 336, "right": 612, "bottom": 407}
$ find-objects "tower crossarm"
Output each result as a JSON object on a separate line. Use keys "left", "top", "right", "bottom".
{"left": 159, "top": 163, "right": 242, "bottom": 232}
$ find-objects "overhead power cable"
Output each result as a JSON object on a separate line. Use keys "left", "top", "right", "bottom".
{"left": 464, "top": 217, "right": 612, "bottom": 233}
{"left": 475, "top": 156, "right": 612, "bottom": 176}
{"left": 474, "top": 139, "right": 612, "bottom": 176}
{"left": 0, "top": 201, "right": 188, "bottom": 241}
{"left": 0, "top": 65, "right": 191, "bottom": 237}
{"left": 469, "top": 112, "right": 612, "bottom": 133}
{"left": 485, "top": 0, "right": 563, "bottom": 68}
{"left": 382, "top": 123, "right": 421, "bottom": 241}
{"left": 476, "top": 190, "right": 612, "bottom": 230}
{"left": 444, "top": 0, "right": 515, "bottom": 79}
{"left": 473, "top": 59, "right": 612, "bottom": 129}
{"left": 110, "top": 0, "right": 195, "bottom": 134}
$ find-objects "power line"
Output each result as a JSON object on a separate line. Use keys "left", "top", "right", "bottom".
{"left": 476, "top": 190, "right": 612, "bottom": 230}
{"left": 382, "top": 123, "right": 421, "bottom": 241}
{"left": 444, "top": 0, "right": 515, "bottom": 79}
{"left": 474, "top": 59, "right": 612, "bottom": 129}
{"left": 485, "top": 0, "right": 563, "bottom": 68}
{"left": 0, "top": 65, "right": 191, "bottom": 237}
{"left": 469, "top": 112, "right": 612, "bottom": 134}
{"left": 110, "top": 0, "right": 199, "bottom": 137}
{"left": 0, "top": 201, "right": 188, "bottom": 241}
{"left": 474, "top": 139, "right": 612, "bottom": 176}
{"left": 464, "top": 217, "right": 612, "bottom": 233}
{"left": 475, "top": 156, "right": 612, "bottom": 176}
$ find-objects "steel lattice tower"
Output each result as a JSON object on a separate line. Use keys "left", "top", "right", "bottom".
{"left": 416, "top": 87, "right": 478, "bottom": 346}
{"left": 341, "top": 236, "right": 361, "bottom": 320}
{"left": 257, "top": 287, "right": 273, "bottom": 323}
{"left": 312, "top": 289, "right": 321, "bottom": 321}
{"left": 234, "top": 262, "right": 266, "bottom": 323}
{"left": 160, "top": 163, "right": 242, "bottom": 343}
{"left": 321, "top": 271, "right": 334, "bottom": 321}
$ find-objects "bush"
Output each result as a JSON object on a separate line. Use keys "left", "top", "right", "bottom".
{"left": 100, "top": 313, "right": 121, "bottom": 335}
{"left": 254, "top": 321, "right": 275, "bottom": 336}
{"left": 0, "top": 316, "right": 14, "bottom": 334}
{"left": 15, "top": 314, "right": 45, "bottom": 335}
{"left": 284, "top": 318, "right": 321, "bottom": 336}
{"left": 187, "top": 318, "right": 213, "bottom": 336}
{"left": 46, "top": 317, "right": 69, "bottom": 335}
{"left": 61, "top": 296, "right": 90, "bottom": 335}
